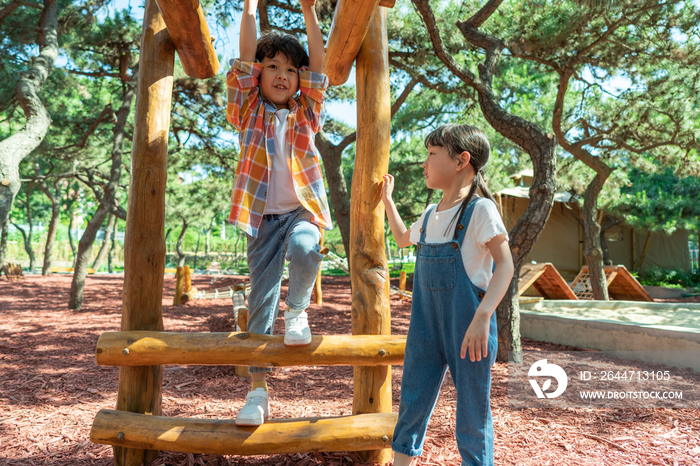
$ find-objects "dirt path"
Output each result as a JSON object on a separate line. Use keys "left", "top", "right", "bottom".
{"left": 1, "top": 274, "right": 699, "bottom": 465}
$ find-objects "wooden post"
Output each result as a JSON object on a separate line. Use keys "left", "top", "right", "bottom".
{"left": 184, "top": 264, "right": 191, "bottom": 292}
{"left": 173, "top": 266, "right": 184, "bottom": 305}
{"left": 115, "top": 0, "right": 174, "bottom": 463}
{"left": 399, "top": 270, "right": 406, "bottom": 299}
{"left": 350, "top": 7, "right": 392, "bottom": 464}
{"left": 235, "top": 308, "right": 250, "bottom": 378}
{"left": 314, "top": 230, "right": 324, "bottom": 305}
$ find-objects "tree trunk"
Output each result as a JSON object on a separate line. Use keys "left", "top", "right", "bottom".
{"left": 205, "top": 215, "right": 214, "bottom": 256}
{"left": 193, "top": 227, "right": 201, "bottom": 270}
{"left": 92, "top": 213, "right": 116, "bottom": 271}
{"left": 40, "top": 180, "right": 61, "bottom": 275}
{"left": 0, "top": 0, "right": 58, "bottom": 229}
{"left": 552, "top": 70, "right": 614, "bottom": 301}
{"left": 108, "top": 218, "right": 118, "bottom": 273}
{"left": 316, "top": 131, "right": 353, "bottom": 259}
{"left": 69, "top": 77, "right": 136, "bottom": 310}
{"left": 12, "top": 221, "right": 36, "bottom": 271}
{"left": 600, "top": 229, "right": 611, "bottom": 265}
{"left": 474, "top": 62, "right": 557, "bottom": 365}
{"left": 425, "top": 188, "right": 434, "bottom": 208}
{"left": 67, "top": 204, "right": 77, "bottom": 267}
{"left": 0, "top": 218, "right": 7, "bottom": 266}
{"left": 176, "top": 219, "right": 188, "bottom": 267}
{"left": 22, "top": 183, "right": 37, "bottom": 271}
{"left": 580, "top": 173, "right": 613, "bottom": 300}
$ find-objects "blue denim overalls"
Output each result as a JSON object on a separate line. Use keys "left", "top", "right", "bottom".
{"left": 392, "top": 198, "right": 497, "bottom": 466}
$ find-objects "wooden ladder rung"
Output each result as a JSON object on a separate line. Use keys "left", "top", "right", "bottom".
{"left": 96, "top": 331, "right": 406, "bottom": 367}
{"left": 91, "top": 409, "right": 396, "bottom": 455}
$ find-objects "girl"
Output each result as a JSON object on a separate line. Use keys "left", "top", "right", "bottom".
{"left": 381, "top": 124, "right": 514, "bottom": 466}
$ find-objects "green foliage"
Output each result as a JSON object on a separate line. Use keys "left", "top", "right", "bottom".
{"left": 636, "top": 267, "right": 700, "bottom": 289}
{"left": 611, "top": 163, "right": 700, "bottom": 234}
{"left": 4, "top": 0, "right": 699, "bottom": 276}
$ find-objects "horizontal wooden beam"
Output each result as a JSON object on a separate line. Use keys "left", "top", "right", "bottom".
{"left": 153, "top": 0, "right": 219, "bottom": 78}
{"left": 91, "top": 409, "right": 397, "bottom": 455}
{"left": 324, "top": 0, "right": 388, "bottom": 86}
{"left": 95, "top": 331, "right": 405, "bottom": 367}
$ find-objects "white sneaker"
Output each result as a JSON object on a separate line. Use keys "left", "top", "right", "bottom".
{"left": 283, "top": 310, "right": 312, "bottom": 346}
{"left": 235, "top": 388, "right": 269, "bottom": 426}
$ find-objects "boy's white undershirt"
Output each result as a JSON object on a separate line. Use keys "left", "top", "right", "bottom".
{"left": 408, "top": 198, "right": 509, "bottom": 291}
{"left": 264, "top": 108, "right": 303, "bottom": 214}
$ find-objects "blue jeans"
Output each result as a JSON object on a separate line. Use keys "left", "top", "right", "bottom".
{"left": 245, "top": 207, "right": 323, "bottom": 374}
{"left": 392, "top": 200, "right": 497, "bottom": 466}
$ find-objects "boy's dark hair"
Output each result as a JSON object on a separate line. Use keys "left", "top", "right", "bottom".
{"left": 256, "top": 32, "right": 310, "bottom": 69}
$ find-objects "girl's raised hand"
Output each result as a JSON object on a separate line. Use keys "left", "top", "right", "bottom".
{"left": 460, "top": 313, "right": 490, "bottom": 362}
{"left": 299, "top": 0, "right": 316, "bottom": 7}
{"left": 381, "top": 174, "right": 395, "bottom": 204}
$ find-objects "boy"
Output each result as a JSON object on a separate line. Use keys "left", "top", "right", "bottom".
{"left": 225, "top": 0, "right": 331, "bottom": 426}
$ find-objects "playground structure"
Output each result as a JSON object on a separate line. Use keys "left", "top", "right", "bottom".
{"left": 570, "top": 265, "right": 654, "bottom": 302}
{"left": 2, "top": 262, "right": 24, "bottom": 280}
{"left": 89, "top": 1, "right": 400, "bottom": 465}
{"left": 517, "top": 262, "right": 654, "bottom": 302}
{"left": 517, "top": 262, "right": 578, "bottom": 300}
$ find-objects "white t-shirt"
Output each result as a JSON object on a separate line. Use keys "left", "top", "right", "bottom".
{"left": 264, "top": 109, "right": 303, "bottom": 214}
{"left": 409, "top": 198, "right": 509, "bottom": 290}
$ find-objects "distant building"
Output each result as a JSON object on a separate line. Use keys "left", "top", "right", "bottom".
{"left": 498, "top": 170, "right": 690, "bottom": 279}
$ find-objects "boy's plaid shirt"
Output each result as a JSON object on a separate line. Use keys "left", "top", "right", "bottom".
{"left": 226, "top": 59, "right": 332, "bottom": 237}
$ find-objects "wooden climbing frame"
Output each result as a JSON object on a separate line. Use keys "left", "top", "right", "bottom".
{"left": 2, "top": 262, "right": 24, "bottom": 281}
{"left": 517, "top": 262, "right": 577, "bottom": 300}
{"left": 90, "top": 0, "right": 399, "bottom": 464}
{"left": 570, "top": 265, "right": 654, "bottom": 302}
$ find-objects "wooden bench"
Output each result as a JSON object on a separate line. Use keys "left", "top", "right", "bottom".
{"left": 49, "top": 266, "right": 95, "bottom": 274}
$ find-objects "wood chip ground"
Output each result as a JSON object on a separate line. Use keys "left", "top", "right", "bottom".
{"left": 1, "top": 275, "right": 699, "bottom": 465}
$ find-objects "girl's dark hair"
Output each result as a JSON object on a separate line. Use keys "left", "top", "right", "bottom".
{"left": 424, "top": 124, "right": 503, "bottom": 237}
{"left": 255, "top": 32, "right": 310, "bottom": 69}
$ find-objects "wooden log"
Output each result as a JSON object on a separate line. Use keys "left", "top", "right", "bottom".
{"left": 173, "top": 266, "right": 184, "bottom": 305}
{"left": 116, "top": 0, "right": 174, "bottom": 463}
{"left": 91, "top": 409, "right": 396, "bottom": 455}
{"left": 237, "top": 308, "right": 248, "bottom": 331}
{"left": 351, "top": 8, "right": 392, "bottom": 464}
{"left": 152, "top": 0, "right": 219, "bottom": 79}
{"left": 324, "top": 0, "right": 383, "bottom": 86}
{"left": 399, "top": 270, "right": 406, "bottom": 299}
{"left": 234, "top": 308, "right": 250, "bottom": 378}
{"left": 184, "top": 264, "right": 191, "bottom": 292}
{"left": 49, "top": 266, "right": 95, "bottom": 273}
{"left": 96, "top": 331, "right": 405, "bottom": 367}
{"left": 179, "top": 286, "right": 198, "bottom": 304}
